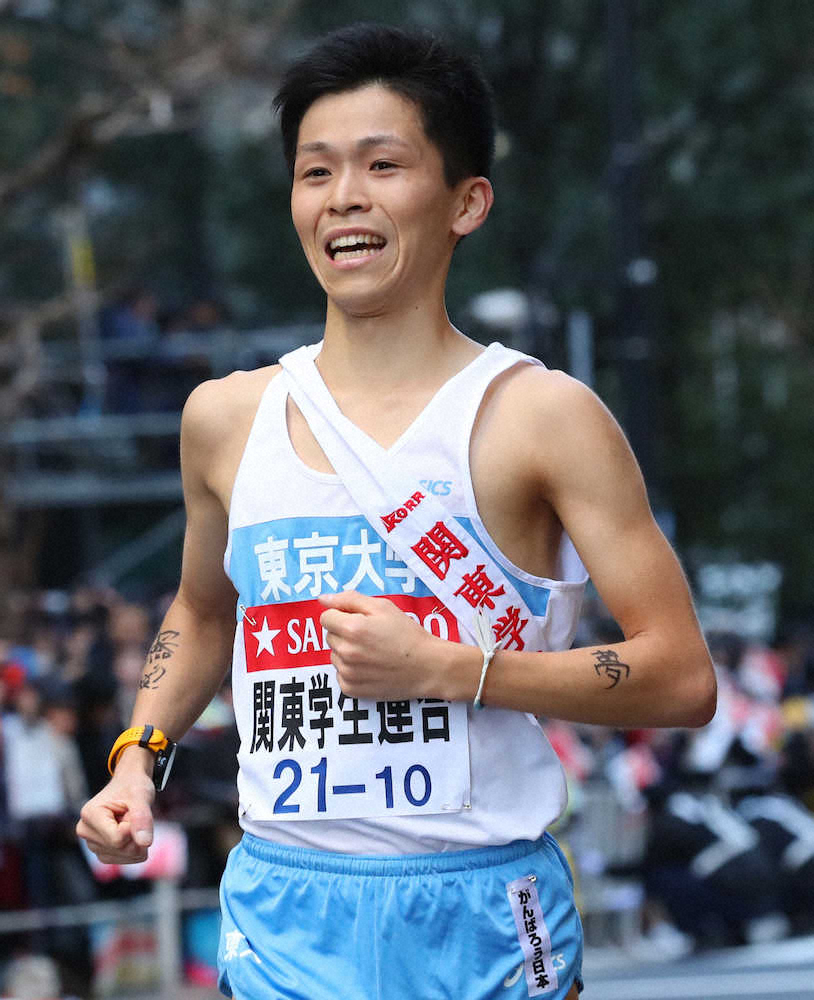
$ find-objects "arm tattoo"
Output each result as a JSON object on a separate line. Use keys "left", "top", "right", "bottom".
{"left": 592, "top": 648, "right": 630, "bottom": 689}
{"left": 139, "top": 629, "right": 180, "bottom": 689}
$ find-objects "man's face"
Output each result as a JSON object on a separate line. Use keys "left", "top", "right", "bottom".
{"left": 290, "top": 84, "right": 464, "bottom": 317}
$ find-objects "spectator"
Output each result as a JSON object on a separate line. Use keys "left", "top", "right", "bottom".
{"left": 734, "top": 776, "right": 814, "bottom": 936}
{"left": 1, "top": 676, "right": 95, "bottom": 985}
{"left": 99, "top": 287, "right": 159, "bottom": 344}
{"left": 777, "top": 624, "right": 814, "bottom": 697}
{"left": 99, "top": 286, "right": 160, "bottom": 413}
{"left": 642, "top": 772, "right": 789, "bottom": 948}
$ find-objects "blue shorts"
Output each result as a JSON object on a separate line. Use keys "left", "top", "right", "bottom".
{"left": 218, "top": 832, "right": 583, "bottom": 999}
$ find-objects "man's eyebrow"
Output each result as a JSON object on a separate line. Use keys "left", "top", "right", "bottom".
{"left": 357, "top": 134, "right": 410, "bottom": 150}
{"left": 297, "top": 140, "right": 331, "bottom": 155}
{"left": 296, "top": 134, "right": 411, "bottom": 156}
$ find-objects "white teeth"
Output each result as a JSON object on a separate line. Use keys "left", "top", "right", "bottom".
{"left": 329, "top": 233, "right": 386, "bottom": 251}
{"left": 333, "top": 247, "right": 381, "bottom": 260}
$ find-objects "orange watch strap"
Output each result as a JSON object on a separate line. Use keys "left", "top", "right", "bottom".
{"left": 108, "top": 725, "right": 170, "bottom": 776}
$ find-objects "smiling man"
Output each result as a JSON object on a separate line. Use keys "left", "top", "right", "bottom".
{"left": 77, "top": 23, "right": 716, "bottom": 1000}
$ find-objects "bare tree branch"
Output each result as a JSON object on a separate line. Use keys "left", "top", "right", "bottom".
{"left": 0, "top": 99, "right": 113, "bottom": 208}
{"left": 0, "top": 290, "right": 86, "bottom": 420}
{"left": 0, "top": 0, "right": 305, "bottom": 206}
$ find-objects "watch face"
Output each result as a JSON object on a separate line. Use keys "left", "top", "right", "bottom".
{"left": 153, "top": 742, "right": 177, "bottom": 792}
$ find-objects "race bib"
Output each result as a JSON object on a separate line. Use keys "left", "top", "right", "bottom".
{"left": 238, "top": 595, "right": 471, "bottom": 821}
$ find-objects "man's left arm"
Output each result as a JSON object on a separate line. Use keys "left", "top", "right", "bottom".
{"left": 448, "top": 370, "right": 716, "bottom": 728}
{"left": 321, "top": 371, "right": 716, "bottom": 730}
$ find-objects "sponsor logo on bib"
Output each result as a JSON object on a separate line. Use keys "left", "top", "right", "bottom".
{"left": 381, "top": 491, "right": 425, "bottom": 533}
{"left": 243, "top": 594, "right": 460, "bottom": 672}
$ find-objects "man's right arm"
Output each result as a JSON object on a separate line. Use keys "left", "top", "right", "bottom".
{"left": 76, "top": 380, "right": 239, "bottom": 864}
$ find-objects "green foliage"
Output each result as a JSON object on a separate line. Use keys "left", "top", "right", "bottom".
{"left": 1, "top": 0, "right": 813, "bottom": 620}
{"left": 633, "top": 2, "right": 814, "bottom": 617}
{"left": 208, "top": 136, "right": 320, "bottom": 321}
{"left": 91, "top": 132, "right": 213, "bottom": 299}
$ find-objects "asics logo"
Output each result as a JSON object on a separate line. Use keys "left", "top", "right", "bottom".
{"left": 419, "top": 478, "right": 453, "bottom": 496}
{"left": 504, "top": 953, "right": 567, "bottom": 989}
{"left": 503, "top": 965, "right": 523, "bottom": 988}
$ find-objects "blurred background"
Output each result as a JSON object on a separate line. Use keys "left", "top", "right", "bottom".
{"left": 1, "top": 0, "right": 813, "bottom": 997}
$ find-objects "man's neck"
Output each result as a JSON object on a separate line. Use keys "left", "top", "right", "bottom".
{"left": 316, "top": 299, "right": 478, "bottom": 397}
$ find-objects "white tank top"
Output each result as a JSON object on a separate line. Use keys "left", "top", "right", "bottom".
{"left": 224, "top": 341, "right": 587, "bottom": 854}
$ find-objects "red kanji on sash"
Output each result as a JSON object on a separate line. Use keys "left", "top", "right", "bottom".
{"left": 492, "top": 605, "right": 528, "bottom": 650}
{"left": 411, "top": 521, "right": 469, "bottom": 580}
{"left": 454, "top": 564, "right": 506, "bottom": 610}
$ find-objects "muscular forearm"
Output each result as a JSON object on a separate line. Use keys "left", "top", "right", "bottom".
{"left": 125, "top": 591, "right": 235, "bottom": 743}
{"left": 319, "top": 590, "right": 715, "bottom": 729}
{"left": 439, "top": 630, "right": 716, "bottom": 730}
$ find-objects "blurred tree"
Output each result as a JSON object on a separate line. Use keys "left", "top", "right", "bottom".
{"left": 0, "top": 0, "right": 303, "bottom": 610}
{"left": 0, "top": 0, "right": 812, "bottom": 624}
{"left": 635, "top": 1, "right": 814, "bottom": 619}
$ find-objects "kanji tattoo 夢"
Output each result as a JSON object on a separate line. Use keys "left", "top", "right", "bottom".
{"left": 140, "top": 629, "right": 180, "bottom": 689}
{"left": 592, "top": 648, "right": 630, "bottom": 689}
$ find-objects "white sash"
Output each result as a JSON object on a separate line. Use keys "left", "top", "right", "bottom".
{"left": 279, "top": 344, "right": 542, "bottom": 653}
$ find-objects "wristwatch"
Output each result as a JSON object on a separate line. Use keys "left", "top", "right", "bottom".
{"left": 108, "top": 725, "right": 178, "bottom": 792}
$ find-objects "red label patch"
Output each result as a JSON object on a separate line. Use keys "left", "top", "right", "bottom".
{"left": 243, "top": 595, "right": 460, "bottom": 672}
{"left": 381, "top": 491, "right": 425, "bottom": 533}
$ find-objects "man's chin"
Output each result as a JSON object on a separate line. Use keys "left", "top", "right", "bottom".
{"left": 325, "top": 288, "right": 394, "bottom": 321}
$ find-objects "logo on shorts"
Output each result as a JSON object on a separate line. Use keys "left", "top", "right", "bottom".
{"left": 223, "top": 930, "right": 261, "bottom": 966}
{"left": 503, "top": 955, "right": 567, "bottom": 991}
{"left": 504, "top": 964, "right": 523, "bottom": 988}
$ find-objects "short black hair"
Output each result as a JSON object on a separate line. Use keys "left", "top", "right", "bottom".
{"left": 273, "top": 22, "right": 495, "bottom": 187}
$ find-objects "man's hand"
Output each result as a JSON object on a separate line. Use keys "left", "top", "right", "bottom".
{"left": 76, "top": 757, "right": 156, "bottom": 865}
{"left": 319, "top": 591, "right": 440, "bottom": 700}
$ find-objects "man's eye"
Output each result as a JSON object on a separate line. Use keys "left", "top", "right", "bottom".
{"left": 304, "top": 167, "right": 329, "bottom": 178}
{"left": 371, "top": 160, "right": 396, "bottom": 171}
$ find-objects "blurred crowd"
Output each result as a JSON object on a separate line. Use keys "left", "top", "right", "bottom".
{"left": 550, "top": 614, "right": 814, "bottom": 957}
{"left": 96, "top": 287, "right": 231, "bottom": 415}
{"left": 1, "top": 583, "right": 813, "bottom": 992}
{"left": 0, "top": 585, "right": 239, "bottom": 995}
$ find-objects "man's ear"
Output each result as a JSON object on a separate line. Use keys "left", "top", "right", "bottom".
{"left": 451, "top": 176, "right": 494, "bottom": 238}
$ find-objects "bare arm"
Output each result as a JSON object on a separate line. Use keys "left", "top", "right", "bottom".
{"left": 77, "top": 380, "right": 238, "bottom": 862}
{"left": 321, "top": 371, "right": 716, "bottom": 730}
{"left": 444, "top": 374, "right": 715, "bottom": 727}
{"left": 124, "top": 382, "right": 239, "bottom": 742}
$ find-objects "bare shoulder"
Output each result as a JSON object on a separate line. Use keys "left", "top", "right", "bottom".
{"left": 485, "top": 363, "right": 623, "bottom": 457}
{"left": 483, "top": 362, "right": 644, "bottom": 504}
{"left": 181, "top": 365, "right": 281, "bottom": 506}
{"left": 496, "top": 363, "right": 611, "bottom": 424}
{"left": 182, "top": 365, "right": 281, "bottom": 448}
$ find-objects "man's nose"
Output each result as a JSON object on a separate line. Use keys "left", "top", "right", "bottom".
{"left": 328, "top": 167, "right": 370, "bottom": 215}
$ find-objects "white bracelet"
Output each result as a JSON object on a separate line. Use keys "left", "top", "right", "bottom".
{"left": 473, "top": 646, "right": 498, "bottom": 710}
{"left": 472, "top": 605, "right": 503, "bottom": 710}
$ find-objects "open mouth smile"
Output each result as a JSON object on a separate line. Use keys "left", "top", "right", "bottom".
{"left": 325, "top": 232, "right": 387, "bottom": 262}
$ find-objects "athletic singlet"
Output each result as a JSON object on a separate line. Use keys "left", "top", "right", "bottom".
{"left": 224, "top": 341, "right": 588, "bottom": 854}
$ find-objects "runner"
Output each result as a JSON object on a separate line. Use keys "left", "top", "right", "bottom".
{"left": 77, "top": 23, "right": 716, "bottom": 999}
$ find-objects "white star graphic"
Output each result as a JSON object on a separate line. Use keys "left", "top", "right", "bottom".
{"left": 252, "top": 617, "right": 281, "bottom": 657}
